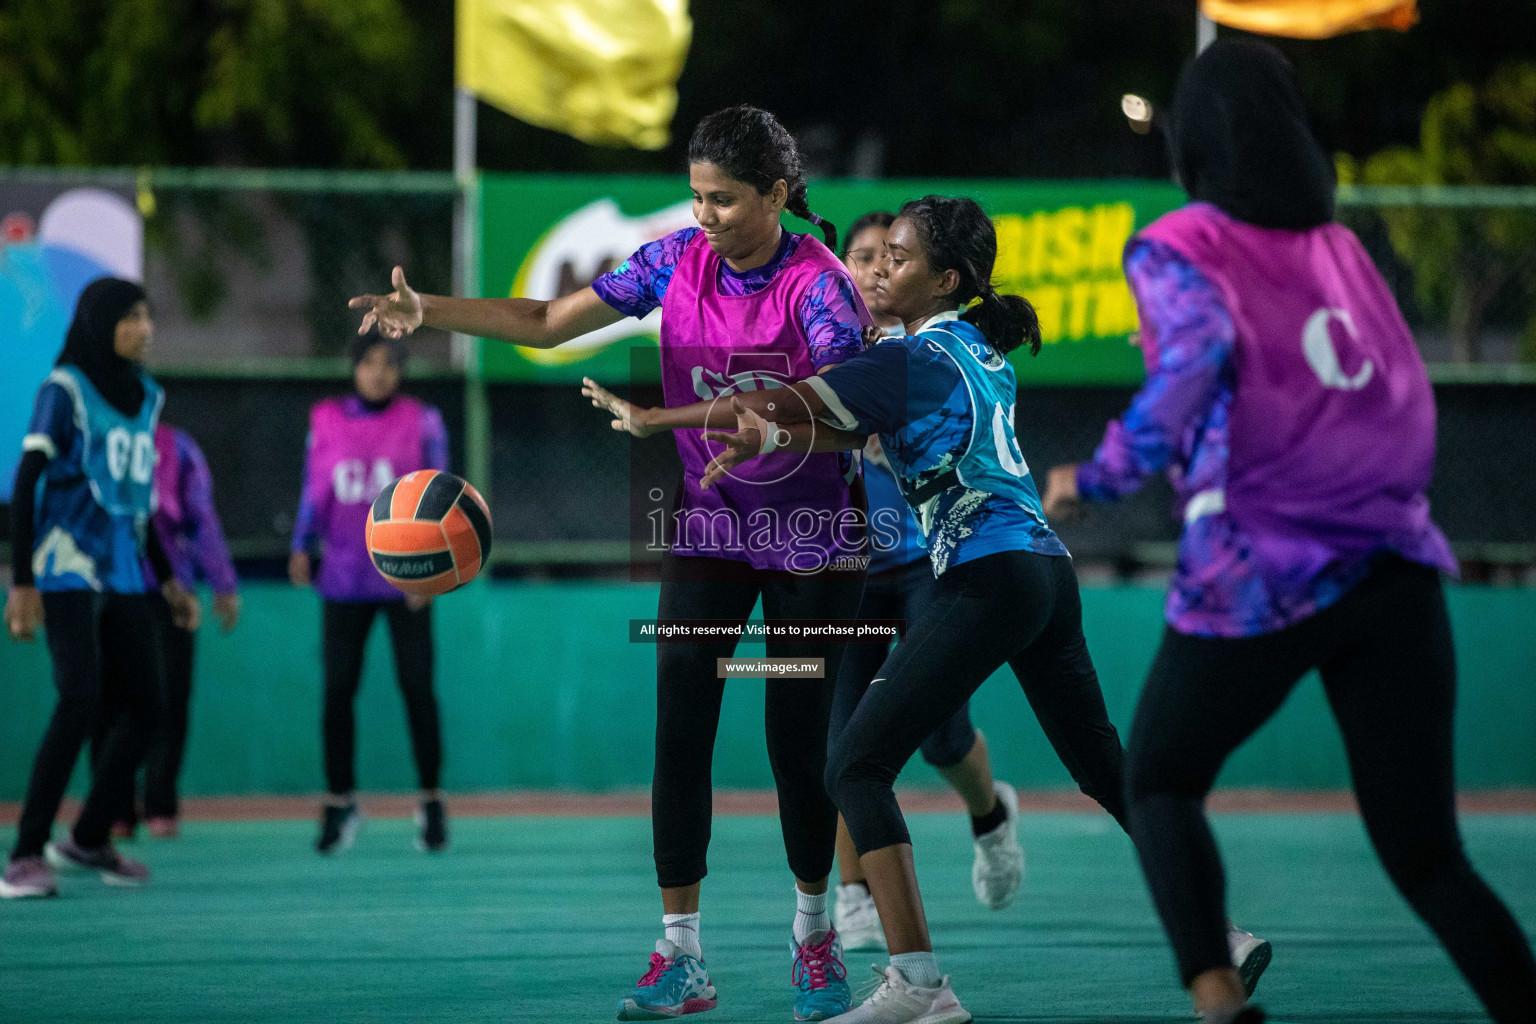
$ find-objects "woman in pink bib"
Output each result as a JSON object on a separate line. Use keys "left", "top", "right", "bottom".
{"left": 1043, "top": 41, "right": 1536, "bottom": 1024}
{"left": 351, "top": 107, "right": 869, "bottom": 1021}
{"left": 290, "top": 330, "right": 451, "bottom": 856}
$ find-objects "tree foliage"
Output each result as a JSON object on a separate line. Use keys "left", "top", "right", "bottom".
{"left": 1338, "top": 64, "right": 1536, "bottom": 362}
{"left": 0, "top": 0, "right": 429, "bottom": 168}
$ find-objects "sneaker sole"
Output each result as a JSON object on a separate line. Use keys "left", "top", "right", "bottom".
{"left": 41, "top": 844, "right": 145, "bottom": 887}
{"left": 0, "top": 880, "right": 57, "bottom": 899}
{"left": 616, "top": 996, "right": 718, "bottom": 1020}
{"left": 1235, "top": 938, "right": 1272, "bottom": 998}
{"left": 905, "top": 1008, "right": 970, "bottom": 1024}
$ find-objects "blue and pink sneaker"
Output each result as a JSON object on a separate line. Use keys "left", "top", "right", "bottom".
{"left": 791, "top": 928, "right": 851, "bottom": 1020}
{"left": 616, "top": 939, "right": 718, "bottom": 1020}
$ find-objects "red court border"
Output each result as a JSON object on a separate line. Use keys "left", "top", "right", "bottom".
{"left": 9, "top": 788, "right": 1535, "bottom": 823}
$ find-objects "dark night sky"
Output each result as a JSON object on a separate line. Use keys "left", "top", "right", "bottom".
{"left": 446, "top": 0, "right": 1536, "bottom": 180}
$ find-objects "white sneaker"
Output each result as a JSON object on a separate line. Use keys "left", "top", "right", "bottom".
{"left": 1227, "top": 923, "right": 1272, "bottom": 998}
{"left": 971, "top": 781, "right": 1023, "bottom": 910}
{"left": 834, "top": 883, "right": 887, "bottom": 952}
{"left": 826, "top": 965, "right": 970, "bottom": 1024}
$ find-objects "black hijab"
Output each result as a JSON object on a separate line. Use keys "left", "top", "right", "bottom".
{"left": 1167, "top": 39, "right": 1335, "bottom": 230}
{"left": 56, "top": 277, "right": 149, "bottom": 416}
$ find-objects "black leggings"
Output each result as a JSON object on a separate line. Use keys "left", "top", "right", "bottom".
{"left": 1125, "top": 557, "right": 1536, "bottom": 1022}
{"left": 12, "top": 592, "right": 165, "bottom": 859}
{"left": 827, "top": 550, "right": 1126, "bottom": 855}
{"left": 91, "top": 595, "right": 194, "bottom": 823}
{"left": 831, "top": 560, "right": 976, "bottom": 770}
{"left": 322, "top": 599, "right": 440, "bottom": 796}
{"left": 653, "top": 553, "right": 866, "bottom": 889}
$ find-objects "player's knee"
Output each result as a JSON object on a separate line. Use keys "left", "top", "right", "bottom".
{"left": 1124, "top": 734, "right": 1201, "bottom": 804}
{"left": 825, "top": 742, "right": 890, "bottom": 813}
{"left": 917, "top": 722, "right": 974, "bottom": 770}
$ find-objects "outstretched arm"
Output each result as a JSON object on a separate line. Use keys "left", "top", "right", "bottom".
{"left": 582, "top": 376, "right": 828, "bottom": 438}
{"left": 1045, "top": 241, "right": 1234, "bottom": 519}
{"left": 350, "top": 267, "right": 624, "bottom": 348}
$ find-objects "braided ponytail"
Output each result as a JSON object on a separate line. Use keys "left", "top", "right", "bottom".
{"left": 898, "top": 195, "right": 1041, "bottom": 356}
{"left": 786, "top": 183, "right": 838, "bottom": 251}
{"left": 688, "top": 105, "right": 838, "bottom": 250}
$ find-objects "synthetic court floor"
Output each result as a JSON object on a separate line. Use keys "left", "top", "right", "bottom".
{"left": 2, "top": 809, "right": 1533, "bottom": 1023}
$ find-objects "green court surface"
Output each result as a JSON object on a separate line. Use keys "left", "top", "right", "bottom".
{"left": 2, "top": 811, "right": 1532, "bottom": 1023}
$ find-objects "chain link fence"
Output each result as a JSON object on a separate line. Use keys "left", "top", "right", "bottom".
{"left": 1338, "top": 187, "right": 1536, "bottom": 370}
{"left": 3, "top": 172, "right": 1533, "bottom": 575}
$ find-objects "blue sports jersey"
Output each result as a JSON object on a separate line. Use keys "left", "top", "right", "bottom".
{"left": 22, "top": 366, "right": 164, "bottom": 594}
{"left": 809, "top": 312, "right": 1068, "bottom": 575}
{"left": 862, "top": 444, "right": 927, "bottom": 575}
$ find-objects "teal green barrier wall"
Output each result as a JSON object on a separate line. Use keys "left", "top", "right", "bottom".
{"left": 3, "top": 582, "right": 1534, "bottom": 798}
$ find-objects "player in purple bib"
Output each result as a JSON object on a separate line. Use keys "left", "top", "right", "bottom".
{"left": 290, "top": 330, "right": 451, "bottom": 856}
{"left": 351, "top": 106, "right": 866, "bottom": 1021}
{"left": 1042, "top": 41, "right": 1536, "bottom": 1024}
{"left": 98, "top": 422, "right": 241, "bottom": 841}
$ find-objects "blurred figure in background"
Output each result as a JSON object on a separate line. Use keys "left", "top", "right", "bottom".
{"left": 97, "top": 421, "right": 241, "bottom": 841}
{"left": 290, "top": 329, "right": 450, "bottom": 856}
{"left": 3, "top": 279, "right": 198, "bottom": 899}
{"left": 1044, "top": 40, "right": 1536, "bottom": 1024}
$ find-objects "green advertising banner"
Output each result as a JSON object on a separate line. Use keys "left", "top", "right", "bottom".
{"left": 478, "top": 174, "right": 1185, "bottom": 385}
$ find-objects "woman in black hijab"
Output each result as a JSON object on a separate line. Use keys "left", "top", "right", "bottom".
{"left": 1166, "top": 38, "right": 1336, "bottom": 230}
{"left": 1045, "top": 40, "right": 1536, "bottom": 1024}
{"left": 3, "top": 278, "right": 198, "bottom": 899}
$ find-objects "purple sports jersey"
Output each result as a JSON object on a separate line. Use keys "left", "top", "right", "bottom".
{"left": 142, "top": 425, "right": 238, "bottom": 594}
{"left": 293, "top": 394, "right": 449, "bottom": 602}
{"left": 595, "top": 228, "right": 871, "bottom": 572}
{"left": 1079, "top": 203, "right": 1455, "bottom": 637}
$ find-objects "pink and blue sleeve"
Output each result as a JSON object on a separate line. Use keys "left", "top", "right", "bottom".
{"left": 591, "top": 228, "right": 700, "bottom": 318}
{"left": 1076, "top": 240, "right": 1234, "bottom": 502}
{"left": 799, "top": 271, "right": 869, "bottom": 371}
{"left": 178, "top": 434, "right": 239, "bottom": 594}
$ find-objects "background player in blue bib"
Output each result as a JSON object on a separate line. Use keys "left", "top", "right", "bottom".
{"left": 3, "top": 278, "right": 199, "bottom": 900}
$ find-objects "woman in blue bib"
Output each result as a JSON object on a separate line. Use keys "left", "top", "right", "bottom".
{"left": 3, "top": 279, "right": 198, "bottom": 899}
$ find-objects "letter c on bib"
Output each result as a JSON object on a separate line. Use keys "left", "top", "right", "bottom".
{"left": 1302, "top": 308, "right": 1374, "bottom": 391}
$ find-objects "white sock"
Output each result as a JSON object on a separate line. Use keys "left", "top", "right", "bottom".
{"left": 663, "top": 912, "right": 702, "bottom": 959}
{"left": 889, "top": 951, "right": 941, "bottom": 988}
{"left": 793, "top": 887, "right": 830, "bottom": 944}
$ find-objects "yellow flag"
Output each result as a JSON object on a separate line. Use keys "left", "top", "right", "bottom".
{"left": 456, "top": 0, "right": 692, "bottom": 150}
{"left": 1200, "top": 0, "right": 1418, "bottom": 38}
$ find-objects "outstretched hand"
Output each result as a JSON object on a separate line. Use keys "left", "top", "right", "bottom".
{"left": 348, "top": 266, "right": 423, "bottom": 339}
{"left": 581, "top": 378, "right": 656, "bottom": 438}
{"left": 700, "top": 398, "right": 774, "bottom": 490}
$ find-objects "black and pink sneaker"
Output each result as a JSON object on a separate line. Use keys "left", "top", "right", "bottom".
{"left": 44, "top": 839, "right": 150, "bottom": 887}
{"left": 0, "top": 856, "right": 58, "bottom": 899}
